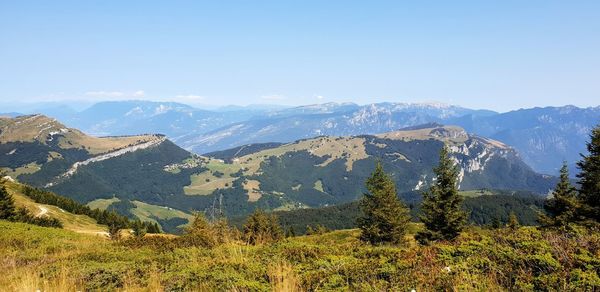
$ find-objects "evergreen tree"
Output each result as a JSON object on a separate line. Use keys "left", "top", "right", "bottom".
{"left": 507, "top": 212, "right": 520, "bottom": 230}
{"left": 416, "top": 146, "right": 467, "bottom": 244}
{"left": 357, "top": 162, "right": 411, "bottom": 245}
{"left": 183, "top": 212, "right": 219, "bottom": 247}
{"left": 243, "top": 209, "right": 283, "bottom": 245}
{"left": 285, "top": 226, "right": 296, "bottom": 237}
{"left": 0, "top": 185, "right": 16, "bottom": 220}
{"left": 576, "top": 125, "right": 600, "bottom": 223}
{"left": 108, "top": 223, "right": 123, "bottom": 241}
{"left": 490, "top": 217, "right": 502, "bottom": 229}
{"left": 305, "top": 225, "right": 315, "bottom": 235}
{"left": 132, "top": 219, "right": 147, "bottom": 238}
{"left": 539, "top": 163, "right": 579, "bottom": 228}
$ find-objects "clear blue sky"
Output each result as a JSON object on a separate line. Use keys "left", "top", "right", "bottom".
{"left": 1, "top": 1, "right": 599, "bottom": 111}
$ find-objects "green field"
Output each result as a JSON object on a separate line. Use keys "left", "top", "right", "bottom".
{"left": 459, "top": 189, "right": 495, "bottom": 197}
{"left": 184, "top": 159, "right": 241, "bottom": 195}
{"left": 86, "top": 197, "right": 121, "bottom": 210}
{"left": 130, "top": 200, "right": 193, "bottom": 226}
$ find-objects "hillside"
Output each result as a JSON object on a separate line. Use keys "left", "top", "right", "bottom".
{"left": 1, "top": 116, "right": 556, "bottom": 232}
{"left": 1, "top": 220, "right": 598, "bottom": 290}
{"left": 2, "top": 180, "right": 107, "bottom": 235}
{"left": 175, "top": 103, "right": 599, "bottom": 175}
{"left": 450, "top": 105, "right": 600, "bottom": 174}
{"left": 25, "top": 101, "right": 600, "bottom": 174}
{"left": 0, "top": 115, "right": 200, "bottom": 232}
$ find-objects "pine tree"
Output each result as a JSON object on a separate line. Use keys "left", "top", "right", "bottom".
{"left": 539, "top": 162, "right": 579, "bottom": 228}
{"left": 358, "top": 162, "right": 411, "bottom": 245}
{"left": 183, "top": 212, "right": 219, "bottom": 247}
{"left": 108, "top": 223, "right": 123, "bottom": 241}
{"left": 577, "top": 125, "right": 600, "bottom": 223}
{"left": 416, "top": 146, "right": 467, "bottom": 244}
{"left": 305, "top": 225, "right": 315, "bottom": 235}
{"left": 0, "top": 185, "right": 16, "bottom": 220}
{"left": 243, "top": 209, "right": 283, "bottom": 245}
{"left": 132, "top": 219, "right": 146, "bottom": 238}
{"left": 285, "top": 226, "right": 296, "bottom": 237}
{"left": 507, "top": 212, "right": 520, "bottom": 230}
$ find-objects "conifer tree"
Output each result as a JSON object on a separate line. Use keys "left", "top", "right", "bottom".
{"left": 132, "top": 219, "right": 147, "bottom": 238}
{"left": 539, "top": 163, "right": 579, "bottom": 228}
{"left": 243, "top": 209, "right": 283, "bottom": 244}
{"left": 184, "top": 212, "right": 219, "bottom": 247}
{"left": 507, "top": 212, "right": 520, "bottom": 230}
{"left": 358, "top": 162, "right": 411, "bottom": 245}
{"left": 285, "top": 226, "right": 296, "bottom": 237}
{"left": 0, "top": 185, "right": 16, "bottom": 220}
{"left": 153, "top": 222, "right": 161, "bottom": 233}
{"left": 576, "top": 125, "right": 600, "bottom": 223}
{"left": 108, "top": 223, "right": 123, "bottom": 241}
{"left": 416, "top": 146, "right": 467, "bottom": 244}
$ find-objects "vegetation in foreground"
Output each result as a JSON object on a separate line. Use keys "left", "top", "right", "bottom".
{"left": 0, "top": 220, "right": 599, "bottom": 291}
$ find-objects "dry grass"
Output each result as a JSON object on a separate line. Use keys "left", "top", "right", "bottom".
{"left": 184, "top": 158, "right": 239, "bottom": 195}
{"left": 3, "top": 267, "right": 82, "bottom": 292}
{"left": 5, "top": 181, "right": 107, "bottom": 234}
{"left": 2, "top": 218, "right": 598, "bottom": 291}
{"left": 243, "top": 179, "right": 262, "bottom": 202}
{"left": 86, "top": 197, "right": 121, "bottom": 210}
{"left": 235, "top": 136, "right": 368, "bottom": 173}
{"left": 0, "top": 115, "right": 159, "bottom": 156}
{"left": 376, "top": 125, "right": 469, "bottom": 143}
{"left": 269, "top": 261, "right": 302, "bottom": 292}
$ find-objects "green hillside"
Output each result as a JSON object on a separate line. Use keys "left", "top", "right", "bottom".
{"left": 1, "top": 116, "right": 556, "bottom": 232}
{"left": 2, "top": 180, "right": 107, "bottom": 235}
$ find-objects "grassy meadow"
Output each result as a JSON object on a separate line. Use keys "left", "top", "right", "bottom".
{"left": 1, "top": 220, "right": 599, "bottom": 291}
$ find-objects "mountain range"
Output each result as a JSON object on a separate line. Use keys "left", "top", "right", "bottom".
{"left": 1, "top": 114, "right": 557, "bottom": 232}
{"left": 18, "top": 100, "right": 599, "bottom": 175}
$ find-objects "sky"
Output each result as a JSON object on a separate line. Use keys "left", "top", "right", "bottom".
{"left": 1, "top": 1, "right": 599, "bottom": 112}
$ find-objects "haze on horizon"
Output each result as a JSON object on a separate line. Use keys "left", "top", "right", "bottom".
{"left": 1, "top": 1, "right": 599, "bottom": 112}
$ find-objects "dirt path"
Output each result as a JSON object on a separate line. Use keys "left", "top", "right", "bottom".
{"left": 36, "top": 206, "right": 48, "bottom": 217}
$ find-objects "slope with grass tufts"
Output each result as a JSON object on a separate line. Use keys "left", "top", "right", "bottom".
{"left": 2, "top": 180, "right": 108, "bottom": 235}
{"left": 0, "top": 219, "right": 598, "bottom": 290}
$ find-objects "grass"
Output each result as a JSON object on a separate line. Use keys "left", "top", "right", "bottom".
{"left": 4, "top": 181, "right": 107, "bottom": 234}
{"left": 234, "top": 136, "right": 368, "bottom": 173}
{"left": 184, "top": 158, "right": 240, "bottom": 195}
{"left": 129, "top": 200, "right": 193, "bottom": 227}
{"left": 459, "top": 189, "right": 495, "bottom": 197}
{"left": 313, "top": 179, "right": 325, "bottom": 193}
{"left": 0, "top": 114, "right": 158, "bottom": 155}
{"left": 1, "top": 219, "right": 598, "bottom": 291}
{"left": 1, "top": 162, "right": 41, "bottom": 178}
{"left": 185, "top": 136, "right": 370, "bottom": 197}
{"left": 376, "top": 125, "right": 470, "bottom": 144}
{"left": 86, "top": 197, "right": 121, "bottom": 210}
